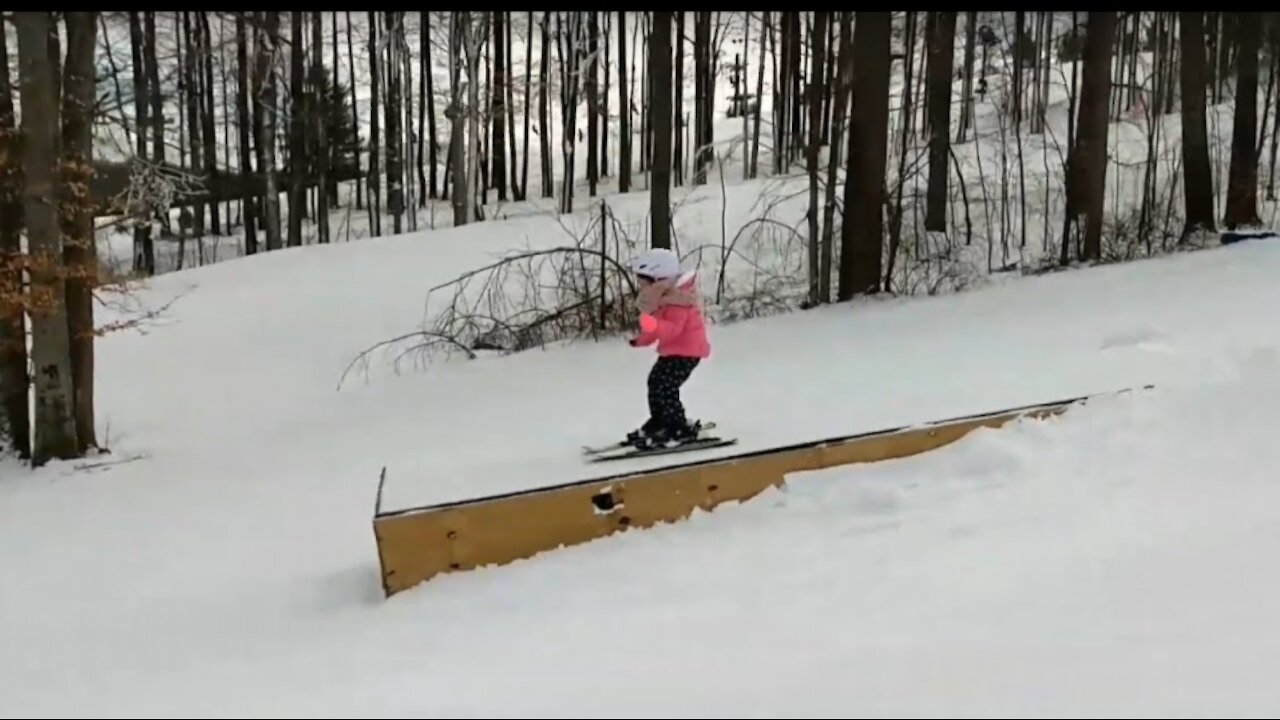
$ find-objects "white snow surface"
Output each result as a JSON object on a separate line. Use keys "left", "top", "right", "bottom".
{"left": 6, "top": 229, "right": 1280, "bottom": 716}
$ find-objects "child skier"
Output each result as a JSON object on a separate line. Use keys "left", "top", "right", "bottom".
{"left": 625, "top": 247, "right": 711, "bottom": 449}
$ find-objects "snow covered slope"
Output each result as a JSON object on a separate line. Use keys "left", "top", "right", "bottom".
{"left": 5, "top": 230, "right": 1280, "bottom": 716}
{"left": 378, "top": 233, "right": 1279, "bottom": 510}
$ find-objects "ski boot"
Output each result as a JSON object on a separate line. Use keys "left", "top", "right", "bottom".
{"left": 632, "top": 420, "right": 703, "bottom": 450}
{"left": 624, "top": 424, "right": 657, "bottom": 448}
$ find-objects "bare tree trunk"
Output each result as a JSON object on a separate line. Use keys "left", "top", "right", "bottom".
{"left": 1064, "top": 11, "right": 1116, "bottom": 262}
{"left": 143, "top": 13, "right": 164, "bottom": 182}
{"left": 98, "top": 17, "right": 132, "bottom": 147}
{"left": 1030, "top": 12, "right": 1046, "bottom": 134}
{"left": 175, "top": 17, "right": 190, "bottom": 270}
{"left": 521, "top": 11, "right": 533, "bottom": 200}
{"left": 586, "top": 11, "right": 600, "bottom": 196}
{"left": 1163, "top": 14, "right": 1179, "bottom": 119}
{"left": 128, "top": 12, "right": 155, "bottom": 273}
{"left": 346, "top": 11, "right": 363, "bottom": 210}
{"left": 1041, "top": 13, "right": 1054, "bottom": 133}
{"left": 329, "top": 10, "right": 340, "bottom": 208}
{"left": 925, "top": 12, "right": 956, "bottom": 232}
{"left": 600, "top": 11, "right": 610, "bottom": 179}
{"left": 1126, "top": 13, "right": 1142, "bottom": 117}
{"left": 313, "top": 11, "right": 330, "bottom": 243}
{"left": 183, "top": 12, "right": 205, "bottom": 238}
{"left": 449, "top": 13, "right": 468, "bottom": 223}
{"left": 900, "top": 13, "right": 919, "bottom": 149}
{"left": 694, "top": 11, "right": 713, "bottom": 184}
{"left": 838, "top": 11, "right": 890, "bottom": 300}
{"left": 198, "top": 12, "right": 220, "bottom": 236}
{"left": 1268, "top": 18, "right": 1280, "bottom": 200}
{"left": 0, "top": 24, "right": 30, "bottom": 459}
{"left": 465, "top": 12, "right": 485, "bottom": 222}
{"left": 538, "top": 13, "right": 553, "bottom": 198}
{"left": 1180, "top": 11, "right": 1216, "bottom": 239}
{"left": 650, "top": 11, "right": 674, "bottom": 249}
{"left": 957, "top": 12, "right": 977, "bottom": 143}
{"left": 818, "top": 12, "right": 852, "bottom": 305}
{"left": 887, "top": 12, "right": 918, "bottom": 284}
{"left": 820, "top": 15, "right": 832, "bottom": 146}
{"left": 673, "top": 11, "right": 685, "bottom": 186}
{"left": 480, "top": 26, "right": 491, "bottom": 208}
{"left": 16, "top": 11, "right": 79, "bottom": 465}
{"left": 367, "top": 11, "right": 382, "bottom": 236}
{"left": 778, "top": 12, "right": 792, "bottom": 172}
{"left": 219, "top": 14, "right": 233, "bottom": 226}
{"left": 143, "top": 12, "right": 167, "bottom": 239}
{"left": 257, "top": 12, "right": 283, "bottom": 250}
{"left": 417, "top": 12, "right": 428, "bottom": 206}
{"left": 491, "top": 11, "right": 508, "bottom": 201}
{"left": 640, "top": 14, "right": 649, "bottom": 175}
{"left": 425, "top": 12, "right": 439, "bottom": 202}
{"left": 750, "top": 11, "right": 768, "bottom": 179}
{"left": 385, "top": 12, "right": 405, "bottom": 232}
{"left": 288, "top": 11, "right": 306, "bottom": 246}
{"left": 401, "top": 20, "right": 416, "bottom": 233}
{"left": 1224, "top": 11, "right": 1261, "bottom": 229}
{"left": 445, "top": 17, "right": 460, "bottom": 219}
{"left": 506, "top": 11, "right": 519, "bottom": 196}
{"left": 1257, "top": 17, "right": 1275, "bottom": 162}
{"left": 1138, "top": 13, "right": 1167, "bottom": 246}
{"left": 1215, "top": 13, "right": 1234, "bottom": 103}
{"left": 60, "top": 11, "right": 99, "bottom": 453}
{"left": 235, "top": 13, "right": 258, "bottom": 254}
{"left": 1057, "top": 11, "right": 1082, "bottom": 266}
{"left": 1012, "top": 11, "right": 1025, "bottom": 125}
{"left": 1206, "top": 13, "right": 1220, "bottom": 104}
{"left": 442, "top": 68, "right": 453, "bottom": 201}
{"left": 771, "top": 13, "right": 786, "bottom": 174}
{"left": 787, "top": 12, "right": 803, "bottom": 167}
{"left": 617, "top": 11, "right": 631, "bottom": 193}
{"left": 806, "top": 11, "right": 829, "bottom": 306}
{"left": 556, "top": 12, "right": 582, "bottom": 214}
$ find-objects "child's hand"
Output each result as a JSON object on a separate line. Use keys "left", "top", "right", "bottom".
{"left": 638, "top": 313, "right": 658, "bottom": 333}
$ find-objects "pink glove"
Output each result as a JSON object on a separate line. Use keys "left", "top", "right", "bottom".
{"left": 638, "top": 313, "right": 658, "bottom": 333}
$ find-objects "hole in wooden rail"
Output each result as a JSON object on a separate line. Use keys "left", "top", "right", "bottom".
{"left": 591, "top": 488, "right": 621, "bottom": 513}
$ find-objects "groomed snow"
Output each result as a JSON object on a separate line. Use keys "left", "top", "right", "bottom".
{"left": 5, "top": 233, "right": 1280, "bottom": 716}
{"left": 6, "top": 242, "right": 1280, "bottom": 716}
{"left": 376, "top": 236, "right": 1280, "bottom": 511}
{"left": 3, "top": 9, "right": 1279, "bottom": 716}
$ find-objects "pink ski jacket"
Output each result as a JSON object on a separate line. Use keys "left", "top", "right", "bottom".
{"left": 630, "top": 271, "right": 711, "bottom": 359}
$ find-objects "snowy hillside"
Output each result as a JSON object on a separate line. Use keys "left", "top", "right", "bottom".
{"left": 6, "top": 210, "right": 1280, "bottom": 714}
{"left": 5, "top": 10, "right": 1280, "bottom": 717}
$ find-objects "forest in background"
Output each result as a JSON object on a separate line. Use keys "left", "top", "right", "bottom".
{"left": 2, "top": 11, "right": 1279, "bottom": 467}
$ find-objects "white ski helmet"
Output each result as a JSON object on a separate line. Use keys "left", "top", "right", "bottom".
{"left": 631, "top": 247, "right": 681, "bottom": 280}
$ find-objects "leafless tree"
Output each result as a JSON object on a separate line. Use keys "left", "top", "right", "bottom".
{"left": 0, "top": 19, "right": 30, "bottom": 459}
{"left": 650, "top": 11, "right": 674, "bottom": 249}
{"left": 15, "top": 10, "right": 80, "bottom": 465}
{"left": 1225, "top": 11, "right": 1262, "bottom": 229}
{"left": 61, "top": 11, "right": 100, "bottom": 452}
{"left": 839, "top": 12, "right": 891, "bottom": 299}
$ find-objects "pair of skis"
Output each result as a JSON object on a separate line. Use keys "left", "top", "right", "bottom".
{"left": 581, "top": 421, "right": 738, "bottom": 463}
